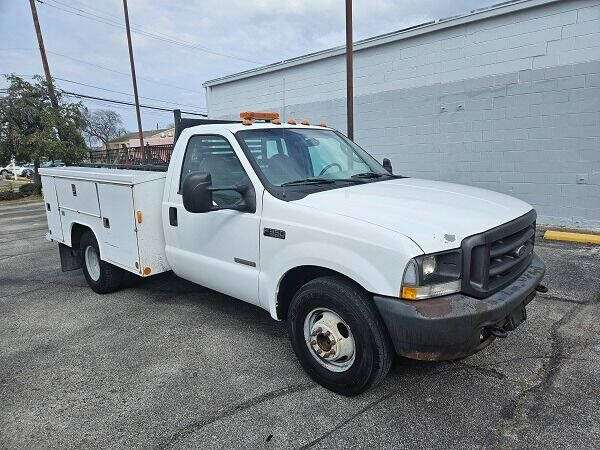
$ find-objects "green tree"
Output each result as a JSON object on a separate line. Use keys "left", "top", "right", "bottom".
{"left": 0, "top": 74, "right": 88, "bottom": 182}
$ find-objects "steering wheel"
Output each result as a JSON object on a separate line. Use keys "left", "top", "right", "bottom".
{"left": 319, "top": 163, "right": 342, "bottom": 176}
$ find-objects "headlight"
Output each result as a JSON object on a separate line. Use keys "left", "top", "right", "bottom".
{"left": 401, "top": 250, "right": 462, "bottom": 300}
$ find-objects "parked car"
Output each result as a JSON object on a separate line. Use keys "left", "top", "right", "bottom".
{"left": 23, "top": 161, "right": 66, "bottom": 178}
{"left": 39, "top": 112, "right": 545, "bottom": 395}
{"left": 1, "top": 163, "right": 24, "bottom": 178}
{"left": 19, "top": 163, "right": 34, "bottom": 177}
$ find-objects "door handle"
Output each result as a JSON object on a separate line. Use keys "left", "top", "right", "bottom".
{"left": 169, "top": 207, "right": 178, "bottom": 226}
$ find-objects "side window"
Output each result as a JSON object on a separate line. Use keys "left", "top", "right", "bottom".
{"left": 180, "top": 135, "right": 250, "bottom": 206}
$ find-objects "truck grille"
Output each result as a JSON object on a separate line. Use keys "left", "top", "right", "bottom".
{"left": 461, "top": 210, "right": 536, "bottom": 298}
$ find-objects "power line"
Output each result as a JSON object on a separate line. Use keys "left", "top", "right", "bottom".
{"left": 49, "top": 51, "right": 204, "bottom": 95}
{"left": 48, "top": 0, "right": 264, "bottom": 64}
{"left": 3, "top": 73, "right": 206, "bottom": 112}
{"left": 62, "top": 90, "right": 207, "bottom": 116}
{"left": 54, "top": 77, "right": 206, "bottom": 110}
{"left": 38, "top": 0, "right": 265, "bottom": 65}
{"left": 0, "top": 48, "right": 205, "bottom": 95}
{"left": 3, "top": 74, "right": 206, "bottom": 115}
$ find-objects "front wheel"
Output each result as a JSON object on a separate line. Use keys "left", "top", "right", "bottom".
{"left": 287, "top": 276, "right": 393, "bottom": 396}
{"left": 80, "top": 231, "right": 123, "bottom": 294}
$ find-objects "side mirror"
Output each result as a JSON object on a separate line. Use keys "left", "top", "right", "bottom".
{"left": 181, "top": 171, "right": 256, "bottom": 214}
{"left": 182, "top": 172, "right": 214, "bottom": 213}
{"left": 382, "top": 158, "right": 393, "bottom": 174}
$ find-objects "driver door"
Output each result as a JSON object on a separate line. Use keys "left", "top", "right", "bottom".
{"left": 164, "top": 134, "right": 262, "bottom": 305}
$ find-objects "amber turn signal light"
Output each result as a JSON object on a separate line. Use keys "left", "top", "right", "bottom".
{"left": 401, "top": 286, "right": 417, "bottom": 300}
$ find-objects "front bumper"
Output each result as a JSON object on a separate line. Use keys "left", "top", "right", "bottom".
{"left": 373, "top": 252, "right": 546, "bottom": 361}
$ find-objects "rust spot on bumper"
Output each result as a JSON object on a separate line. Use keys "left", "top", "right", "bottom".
{"left": 412, "top": 297, "right": 453, "bottom": 317}
{"left": 399, "top": 336, "right": 495, "bottom": 361}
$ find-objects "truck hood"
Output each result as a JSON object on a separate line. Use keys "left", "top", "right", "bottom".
{"left": 293, "top": 178, "right": 533, "bottom": 254}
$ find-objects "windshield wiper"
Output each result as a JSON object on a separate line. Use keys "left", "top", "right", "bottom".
{"left": 352, "top": 172, "right": 401, "bottom": 179}
{"left": 281, "top": 177, "right": 336, "bottom": 186}
{"left": 351, "top": 172, "right": 384, "bottom": 179}
{"left": 281, "top": 177, "right": 367, "bottom": 186}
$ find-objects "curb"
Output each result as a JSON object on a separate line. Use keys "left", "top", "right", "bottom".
{"left": 543, "top": 230, "right": 600, "bottom": 245}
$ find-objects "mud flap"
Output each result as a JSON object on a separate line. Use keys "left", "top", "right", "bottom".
{"left": 59, "top": 243, "right": 82, "bottom": 272}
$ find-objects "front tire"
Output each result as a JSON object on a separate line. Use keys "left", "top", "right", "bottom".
{"left": 80, "top": 231, "right": 123, "bottom": 294}
{"left": 287, "top": 276, "right": 393, "bottom": 396}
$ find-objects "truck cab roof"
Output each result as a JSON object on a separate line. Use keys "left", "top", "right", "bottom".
{"left": 181, "top": 122, "right": 333, "bottom": 137}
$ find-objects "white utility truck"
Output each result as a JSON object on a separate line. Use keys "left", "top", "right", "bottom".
{"left": 40, "top": 112, "right": 545, "bottom": 395}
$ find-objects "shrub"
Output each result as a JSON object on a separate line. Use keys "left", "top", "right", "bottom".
{"left": 19, "top": 183, "right": 41, "bottom": 196}
{"left": 0, "top": 189, "right": 25, "bottom": 201}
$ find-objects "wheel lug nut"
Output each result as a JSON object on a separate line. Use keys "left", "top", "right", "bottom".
{"left": 325, "top": 331, "right": 331, "bottom": 337}
{"left": 310, "top": 340, "right": 316, "bottom": 346}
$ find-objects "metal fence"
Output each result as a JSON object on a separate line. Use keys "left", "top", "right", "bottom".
{"left": 88, "top": 144, "right": 174, "bottom": 166}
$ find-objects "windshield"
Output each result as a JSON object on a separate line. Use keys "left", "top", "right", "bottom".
{"left": 236, "top": 128, "right": 389, "bottom": 186}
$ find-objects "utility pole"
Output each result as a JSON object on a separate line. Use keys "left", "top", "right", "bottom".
{"left": 29, "top": 0, "right": 58, "bottom": 109}
{"left": 345, "top": 0, "right": 354, "bottom": 140}
{"left": 29, "top": 0, "right": 57, "bottom": 184}
{"left": 122, "top": 0, "right": 144, "bottom": 148}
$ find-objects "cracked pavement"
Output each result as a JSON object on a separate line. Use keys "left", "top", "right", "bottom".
{"left": 1, "top": 202, "right": 599, "bottom": 448}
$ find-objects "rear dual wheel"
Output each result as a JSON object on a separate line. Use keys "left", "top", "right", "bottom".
{"left": 288, "top": 276, "right": 393, "bottom": 396}
{"left": 80, "top": 231, "right": 123, "bottom": 294}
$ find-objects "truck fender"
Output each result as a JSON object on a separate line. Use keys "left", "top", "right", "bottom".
{"left": 67, "top": 221, "right": 104, "bottom": 261}
{"left": 261, "top": 244, "right": 400, "bottom": 320}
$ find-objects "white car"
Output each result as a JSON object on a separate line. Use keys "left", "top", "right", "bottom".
{"left": 39, "top": 113, "right": 545, "bottom": 395}
{"left": 1, "top": 163, "right": 23, "bottom": 178}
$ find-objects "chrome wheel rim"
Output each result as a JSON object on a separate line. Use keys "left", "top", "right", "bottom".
{"left": 84, "top": 245, "right": 101, "bottom": 282}
{"left": 303, "top": 307, "right": 356, "bottom": 372}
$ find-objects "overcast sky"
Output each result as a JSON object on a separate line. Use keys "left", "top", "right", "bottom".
{"left": 1, "top": 0, "right": 495, "bottom": 131}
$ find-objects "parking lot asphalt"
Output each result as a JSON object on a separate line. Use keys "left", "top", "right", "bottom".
{"left": 1, "top": 201, "right": 599, "bottom": 449}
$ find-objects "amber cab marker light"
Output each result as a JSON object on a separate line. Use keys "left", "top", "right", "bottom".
{"left": 272, "top": 118, "right": 281, "bottom": 124}
{"left": 401, "top": 286, "right": 418, "bottom": 300}
{"left": 242, "top": 118, "right": 253, "bottom": 126}
{"left": 143, "top": 267, "right": 152, "bottom": 276}
{"left": 136, "top": 210, "right": 142, "bottom": 223}
{"left": 240, "top": 111, "right": 279, "bottom": 121}
{"left": 288, "top": 118, "right": 297, "bottom": 125}
{"left": 319, "top": 121, "right": 327, "bottom": 127}
{"left": 301, "top": 119, "right": 310, "bottom": 125}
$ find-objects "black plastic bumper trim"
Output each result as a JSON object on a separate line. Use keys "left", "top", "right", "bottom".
{"left": 373, "top": 252, "right": 546, "bottom": 361}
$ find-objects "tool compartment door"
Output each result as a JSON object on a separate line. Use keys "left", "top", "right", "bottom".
{"left": 54, "top": 177, "right": 100, "bottom": 216}
{"left": 40, "top": 176, "right": 64, "bottom": 241}
{"left": 97, "top": 183, "right": 140, "bottom": 272}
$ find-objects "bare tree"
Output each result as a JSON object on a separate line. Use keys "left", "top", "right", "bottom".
{"left": 84, "top": 109, "right": 127, "bottom": 148}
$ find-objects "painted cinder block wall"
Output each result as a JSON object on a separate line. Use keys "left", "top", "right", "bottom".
{"left": 205, "top": 0, "right": 600, "bottom": 228}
